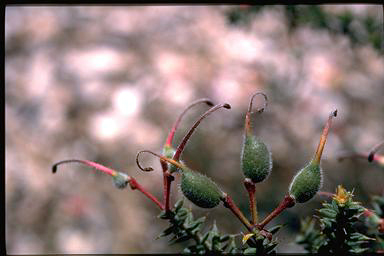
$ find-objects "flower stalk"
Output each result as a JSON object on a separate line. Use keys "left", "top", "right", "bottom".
{"left": 256, "top": 195, "right": 295, "bottom": 230}
{"left": 244, "top": 178, "right": 258, "bottom": 224}
{"left": 173, "top": 103, "right": 231, "bottom": 162}
{"left": 162, "top": 99, "right": 214, "bottom": 212}
{"left": 52, "top": 159, "right": 164, "bottom": 209}
{"left": 221, "top": 193, "right": 253, "bottom": 232}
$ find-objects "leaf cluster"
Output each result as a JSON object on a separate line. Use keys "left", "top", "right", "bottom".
{"left": 158, "top": 200, "right": 281, "bottom": 254}
{"left": 296, "top": 190, "right": 377, "bottom": 254}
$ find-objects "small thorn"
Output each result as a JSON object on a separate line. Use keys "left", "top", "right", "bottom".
{"left": 223, "top": 103, "right": 231, "bottom": 109}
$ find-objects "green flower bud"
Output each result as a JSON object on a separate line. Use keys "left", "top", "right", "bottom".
{"left": 112, "top": 172, "right": 130, "bottom": 189}
{"left": 180, "top": 168, "right": 223, "bottom": 208}
{"left": 136, "top": 150, "right": 223, "bottom": 208}
{"left": 52, "top": 159, "right": 131, "bottom": 190}
{"left": 241, "top": 92, "right": 272, "bottom": 183}
{"left": 288, "top": 110, "right": 337, "bottom": 203}
{"left": 163, "top": 145, "right": 180, "bottom": 172}
{"left": 289, "top": 161, "right": 322, "bottom": 203}
{"left": 241, "top": 135, "right": 272, "bottom": 183}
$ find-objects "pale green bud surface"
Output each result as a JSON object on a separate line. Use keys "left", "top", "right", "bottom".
{"left": 181, "top": 169, "right": 223, "bottom": 208}
{"left": 289, "top": 161, "right": 322, "bottom": 203}
{"left": 163, "top": 146, "right": 180, "bottom": 172}
{"left": 241, "top": 135, "right": 272, "bottom": 183}
{"left": 112, "top": 172, "right": 130, "bottom": 189}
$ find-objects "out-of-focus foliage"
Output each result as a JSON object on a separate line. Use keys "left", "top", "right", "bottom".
{"left": 226, "top": 5, "right": 383, "bottom": 53}
{"left": 5, "top": 5, "right": 383, "bottom": 254}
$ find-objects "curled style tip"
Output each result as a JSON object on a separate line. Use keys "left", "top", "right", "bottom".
{"left": 245, "top": 92, "right": 268, "bottom": 134}
{"left": 173, "top": 103, "right": 231, "bottom": 161}
{"left": 51, "top": 159, "right": 117, "bottom": 176}
{"left": 136, "top": 150, "right": 184, "bottom": 173}
{"left": 368, "top": 140, "right": 384, "bottom": 162}
{"left": 165, "top": 98, "right": 215, "bottom": 146}
{"left": 248, "top": 92, "right": 268, "bottom": 113}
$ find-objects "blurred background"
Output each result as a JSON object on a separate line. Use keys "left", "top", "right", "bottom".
{"left": 5, "top": 5, "right": 384, "bottom": 254}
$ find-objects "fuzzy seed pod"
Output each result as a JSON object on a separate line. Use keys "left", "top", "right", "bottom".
{"left": 180, "top": 169, "right": 223, "bottom": 208}
{"left": 136, "top": 150, "right": 224, "bottom": 208}
{"left": 289, "top": 161, "right": 322, "bottom": 203}
{"left": 241, "top": 135, "right": 272, "bottom": 183}
{"left": 241, "top": 92, "right": 272, "bottom": 183}
{"left": 288, "top": 110, "right": 337, "bottom": 203}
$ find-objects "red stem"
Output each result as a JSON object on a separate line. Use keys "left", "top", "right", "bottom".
{"left": 163, "top": 169, "right": 174, "bottom": 212}
{"left": 53, "top": 159, "right": 164, "bottom": 210}
{"left": 52, "top": 159, "right": 117, "bottom": 176}
{"left": 222, "top": 194, "right": 253, "bottom": 232}
{"left": 244, "top": 179, "right": 258, "bottom": 224}
{"left": 128, "top": 177, "right": 164, "bottom": 210}
{"left": 165, "top": 98, "right": 214, "bottom": 146}
{"left": 173, "top": 103, "right": 231, "bottom": 162}
{"left": 256, "top": 195, "right": 295, "bottom": 230}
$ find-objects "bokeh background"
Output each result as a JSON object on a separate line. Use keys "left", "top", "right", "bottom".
{"left": 5, "top": 5, "right": 384, "bottom": 254}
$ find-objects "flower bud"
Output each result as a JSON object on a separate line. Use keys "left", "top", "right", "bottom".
{"left": 162, "top": 145, "right": 179, "bottom": 172}
{"left": 289, "top": 161, "right": 322, "bottom": 203}
{"left": 289, "top": 110, "right": 337, "bottom": 203}
{"left": 241, "top": 135, "right": 272, "bottom": 183}
{"left": 180, "top": 168, "right": 224, "bottom": 208}
{"left": 112, "top": 172, "right": 130, "bottom": 189}
{"left": 241, "top": 92, "right": 272, "bottom": 183}
{"left": 136, "top": 150, "right": 223, "bottom": 208}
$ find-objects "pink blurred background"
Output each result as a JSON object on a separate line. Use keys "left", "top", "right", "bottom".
{"left": 5, "top": 5, "right": 384, "bottom": 253}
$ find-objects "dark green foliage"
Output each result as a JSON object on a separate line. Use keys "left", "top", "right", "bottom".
{"left": 158, "top": 200, "right": 240, "bottom": 254}
{"left": 241, "top": 135, "right": 272, "bottom": 183}
{"left": 296, "top": 187, "right": 375, "bottom": 254}
{"left": 159, "top": 200, "right": 281, "bottom": 254}
{"left": 180, "top": 169, "right": 223, "bottom": 208}
{"left": 289, "top": 161, "right": 322, "bottom": 203}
